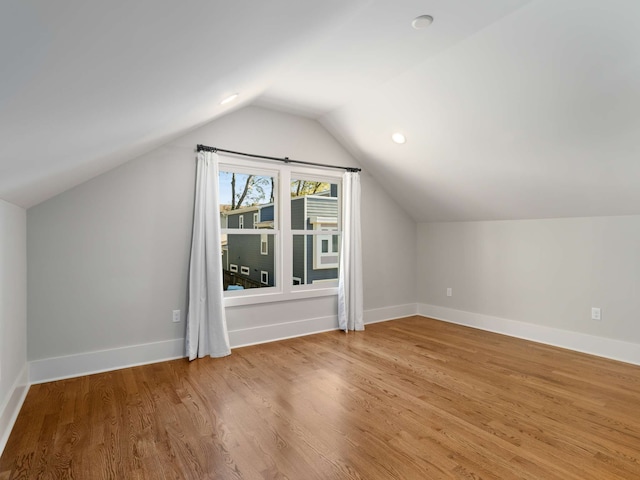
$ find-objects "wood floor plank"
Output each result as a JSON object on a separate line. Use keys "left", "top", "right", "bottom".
{"left": 2, "top": 316, "right": 640, "bottom": 479}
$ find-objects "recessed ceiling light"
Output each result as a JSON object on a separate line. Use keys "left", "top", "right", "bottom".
{"left": 392, "top": 132, "right": 406, "bottom": 144}
{"left": 220, "top": 93, "right": 239, "bottom": 105}
{"left": 412, "top": 15, "right": 434, "bottom": 30}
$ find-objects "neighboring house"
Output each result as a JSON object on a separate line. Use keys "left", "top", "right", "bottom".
{"left": 221, "top": 188, "right": 338, "bottom": 290}
{"left": 222, "top": 204, "right": 275, "bottom": 289}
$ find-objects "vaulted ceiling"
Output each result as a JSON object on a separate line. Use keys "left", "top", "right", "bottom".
{"left": 3, "top": 0, "right": 640, "bottom": 221}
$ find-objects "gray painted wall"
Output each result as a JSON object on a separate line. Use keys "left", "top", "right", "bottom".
{"left": 417, "top": 216, "right": 640, "bottom": 344}
{"left": 27, "top": 106, "right": 417, "bottom": 360}
{"left": 0, "top": 200, "right": 27, "bottom": 412}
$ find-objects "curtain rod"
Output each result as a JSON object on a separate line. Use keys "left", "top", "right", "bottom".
{"left": 196, "top": 144, "right": 361, "bottom": 173}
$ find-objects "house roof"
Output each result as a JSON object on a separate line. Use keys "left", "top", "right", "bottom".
{"left": 3, "top": 0, "right": 640, "bottom": 221}
{"left": 221, "top": 205, "right": 263, "bottom": 216}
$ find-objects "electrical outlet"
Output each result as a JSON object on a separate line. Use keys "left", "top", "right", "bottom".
{"left": 446, "top": 288, "right": 452, "bottom": 297}
{"left": 172, "top": 310, "right": 181, "bottom": 323}
{"left": 591, "top": 307, "right": 601, "bottom": 321}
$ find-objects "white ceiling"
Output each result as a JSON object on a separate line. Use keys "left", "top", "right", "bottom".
{"left": 3, "top": 0, "right": 640, "bottom": 222}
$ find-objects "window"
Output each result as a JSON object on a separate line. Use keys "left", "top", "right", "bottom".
{"left": 220, "top": 169, "right": 275, "bottom": 292}
{"left": 218, "top": 159, "right": 341, "bottom": 303}
{"left": 291, "top": 178, "right": 340, "bottom": 285}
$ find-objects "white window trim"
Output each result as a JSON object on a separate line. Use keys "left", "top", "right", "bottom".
{"left": 229, "top": 264, "right": 238, "bottom": 273}
{"left": 260, "top": 234, "right": 268, "bottom": 255}
{"left": 240, "top": 265, "right": 250, "bottom": 276}
{"left": 261, "top": 271, "right": 269, "bottom": 285}
{"left": 219, "top": 157, "right": 341, "bottom": 306}
{"left": 311, "top": 219, "right": 339, "bottom": 270}
{"left": 253, "top": 212, "right": 259, "bottom": 228}
{"left": 239, "top": 215, "right": 244, "bottom": 229}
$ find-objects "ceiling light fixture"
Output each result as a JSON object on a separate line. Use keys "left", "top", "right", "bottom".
{"left": 412, "top": 15, "right": 434, "bottom": 30}
{"left": 392, "top": 132, "right": 406, "bottom": 144}
{"left": 220, "top": 93, "right": 239, "bottom": 105}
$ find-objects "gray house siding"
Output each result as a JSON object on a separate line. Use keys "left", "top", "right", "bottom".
{"left": 291, "top": 197, "right": 305, "bottom": 230}
{"left": 227, "top": 233, "right": 274, "bottom": 287}
{"left": 227, "top": 213, "right": 239, "bottom": 228}
{"left": 306, "top": 196, "right": 338, "bottom": 219}
{"left": 261, "top": 205, "right": 274, "bottom": 222}
{"left": 227, "top": 210, "right": 257, "bottom": 229}
{"left": 292, "top": 235, "right": 305, "bottom": 283}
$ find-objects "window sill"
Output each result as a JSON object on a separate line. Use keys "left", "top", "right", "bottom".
{"left": 224, "top": 286, "right": 338, "bottom": 307}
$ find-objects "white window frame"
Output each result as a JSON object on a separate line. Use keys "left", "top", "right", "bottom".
{"left": 260, "top": 271, "right": 269, "bottom": 285}
{"left": 310, "top": 217, "right": 339, "bottom": 270}
{"left": 219, "top": 156, "right": 341, "bottom": 306}
{"left": 240, "top": 265, "right": 250, "bottom": 276}
{"left": 238, "top": 215, "right": 244, "bottom": 229}
{"left": 260, "top": 234, "right": 268, "bottom": 255}
{"left": 229, "top": 264, "right": 238, "bottom": 273}
{"left": 253, "top": 212, "right": 259, "bottom": 228}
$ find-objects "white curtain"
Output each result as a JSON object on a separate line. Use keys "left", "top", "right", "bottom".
{"left": 338, "top": 171, "right": 364, "bottom": 331}
{"left": 186, "top": 151, "right": 231, "bottom": 360}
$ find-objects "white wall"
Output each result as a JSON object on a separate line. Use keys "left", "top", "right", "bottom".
{"left": 27, "top": 106, "right": 416, "bottom": 376}
{"left": 0, "top": 199, "right": 28, "bottom": 452}
{"left": 417, "top": 216, "right": 640, "bottom": 363}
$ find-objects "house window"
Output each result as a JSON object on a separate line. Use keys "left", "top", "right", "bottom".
{"left": 218, "top": 161, "right": 341, "bottom": 304}
{"left": 229, "top": 264, "right": 238, "bottom": 273}
{"left": 311, "top": 220, "right": 339, "bottom": 270}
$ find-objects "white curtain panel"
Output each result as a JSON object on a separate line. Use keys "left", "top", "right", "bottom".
{"left": 186, "top": 151, "right": 231, "bottom": 360}
{"left": 338, "top": 171, "right": 364, "bottom": 331}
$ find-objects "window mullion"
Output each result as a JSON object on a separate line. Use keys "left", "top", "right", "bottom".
{"left": 280, "top": 167, "right": 292, "bottom": 294}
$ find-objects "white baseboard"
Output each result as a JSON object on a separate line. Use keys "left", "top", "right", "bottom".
{"left": 28, "top": 304, "right": 416, "bottom": 384}
{"left": 418, "top": 303, "right": 640, "bottom": 366}
{"left": 0, "top": 364, "right": 29, "bottom": 456}
{"left": 365, "top": 303, "right": 417, "bottom": 325}
{"left": 229, "top": 303, "right": 419, "bottom": 348}
{"left": 229, "top": 314, "right": 339, "bottom": 348}
{"left": 29, "top": 338, "right": 185, "bottom": 384}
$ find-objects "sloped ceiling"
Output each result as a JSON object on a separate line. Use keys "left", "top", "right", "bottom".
{"left": 3, "top": 0, "right": 640, "bottom": 222}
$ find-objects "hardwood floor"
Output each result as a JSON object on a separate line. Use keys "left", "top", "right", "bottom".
{"left": 2, "top": 316, "right": 640, "bottom": 479}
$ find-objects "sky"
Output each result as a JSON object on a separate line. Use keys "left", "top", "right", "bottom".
{"left": 218, "top": 171, "right": 273, "bottom": 207}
